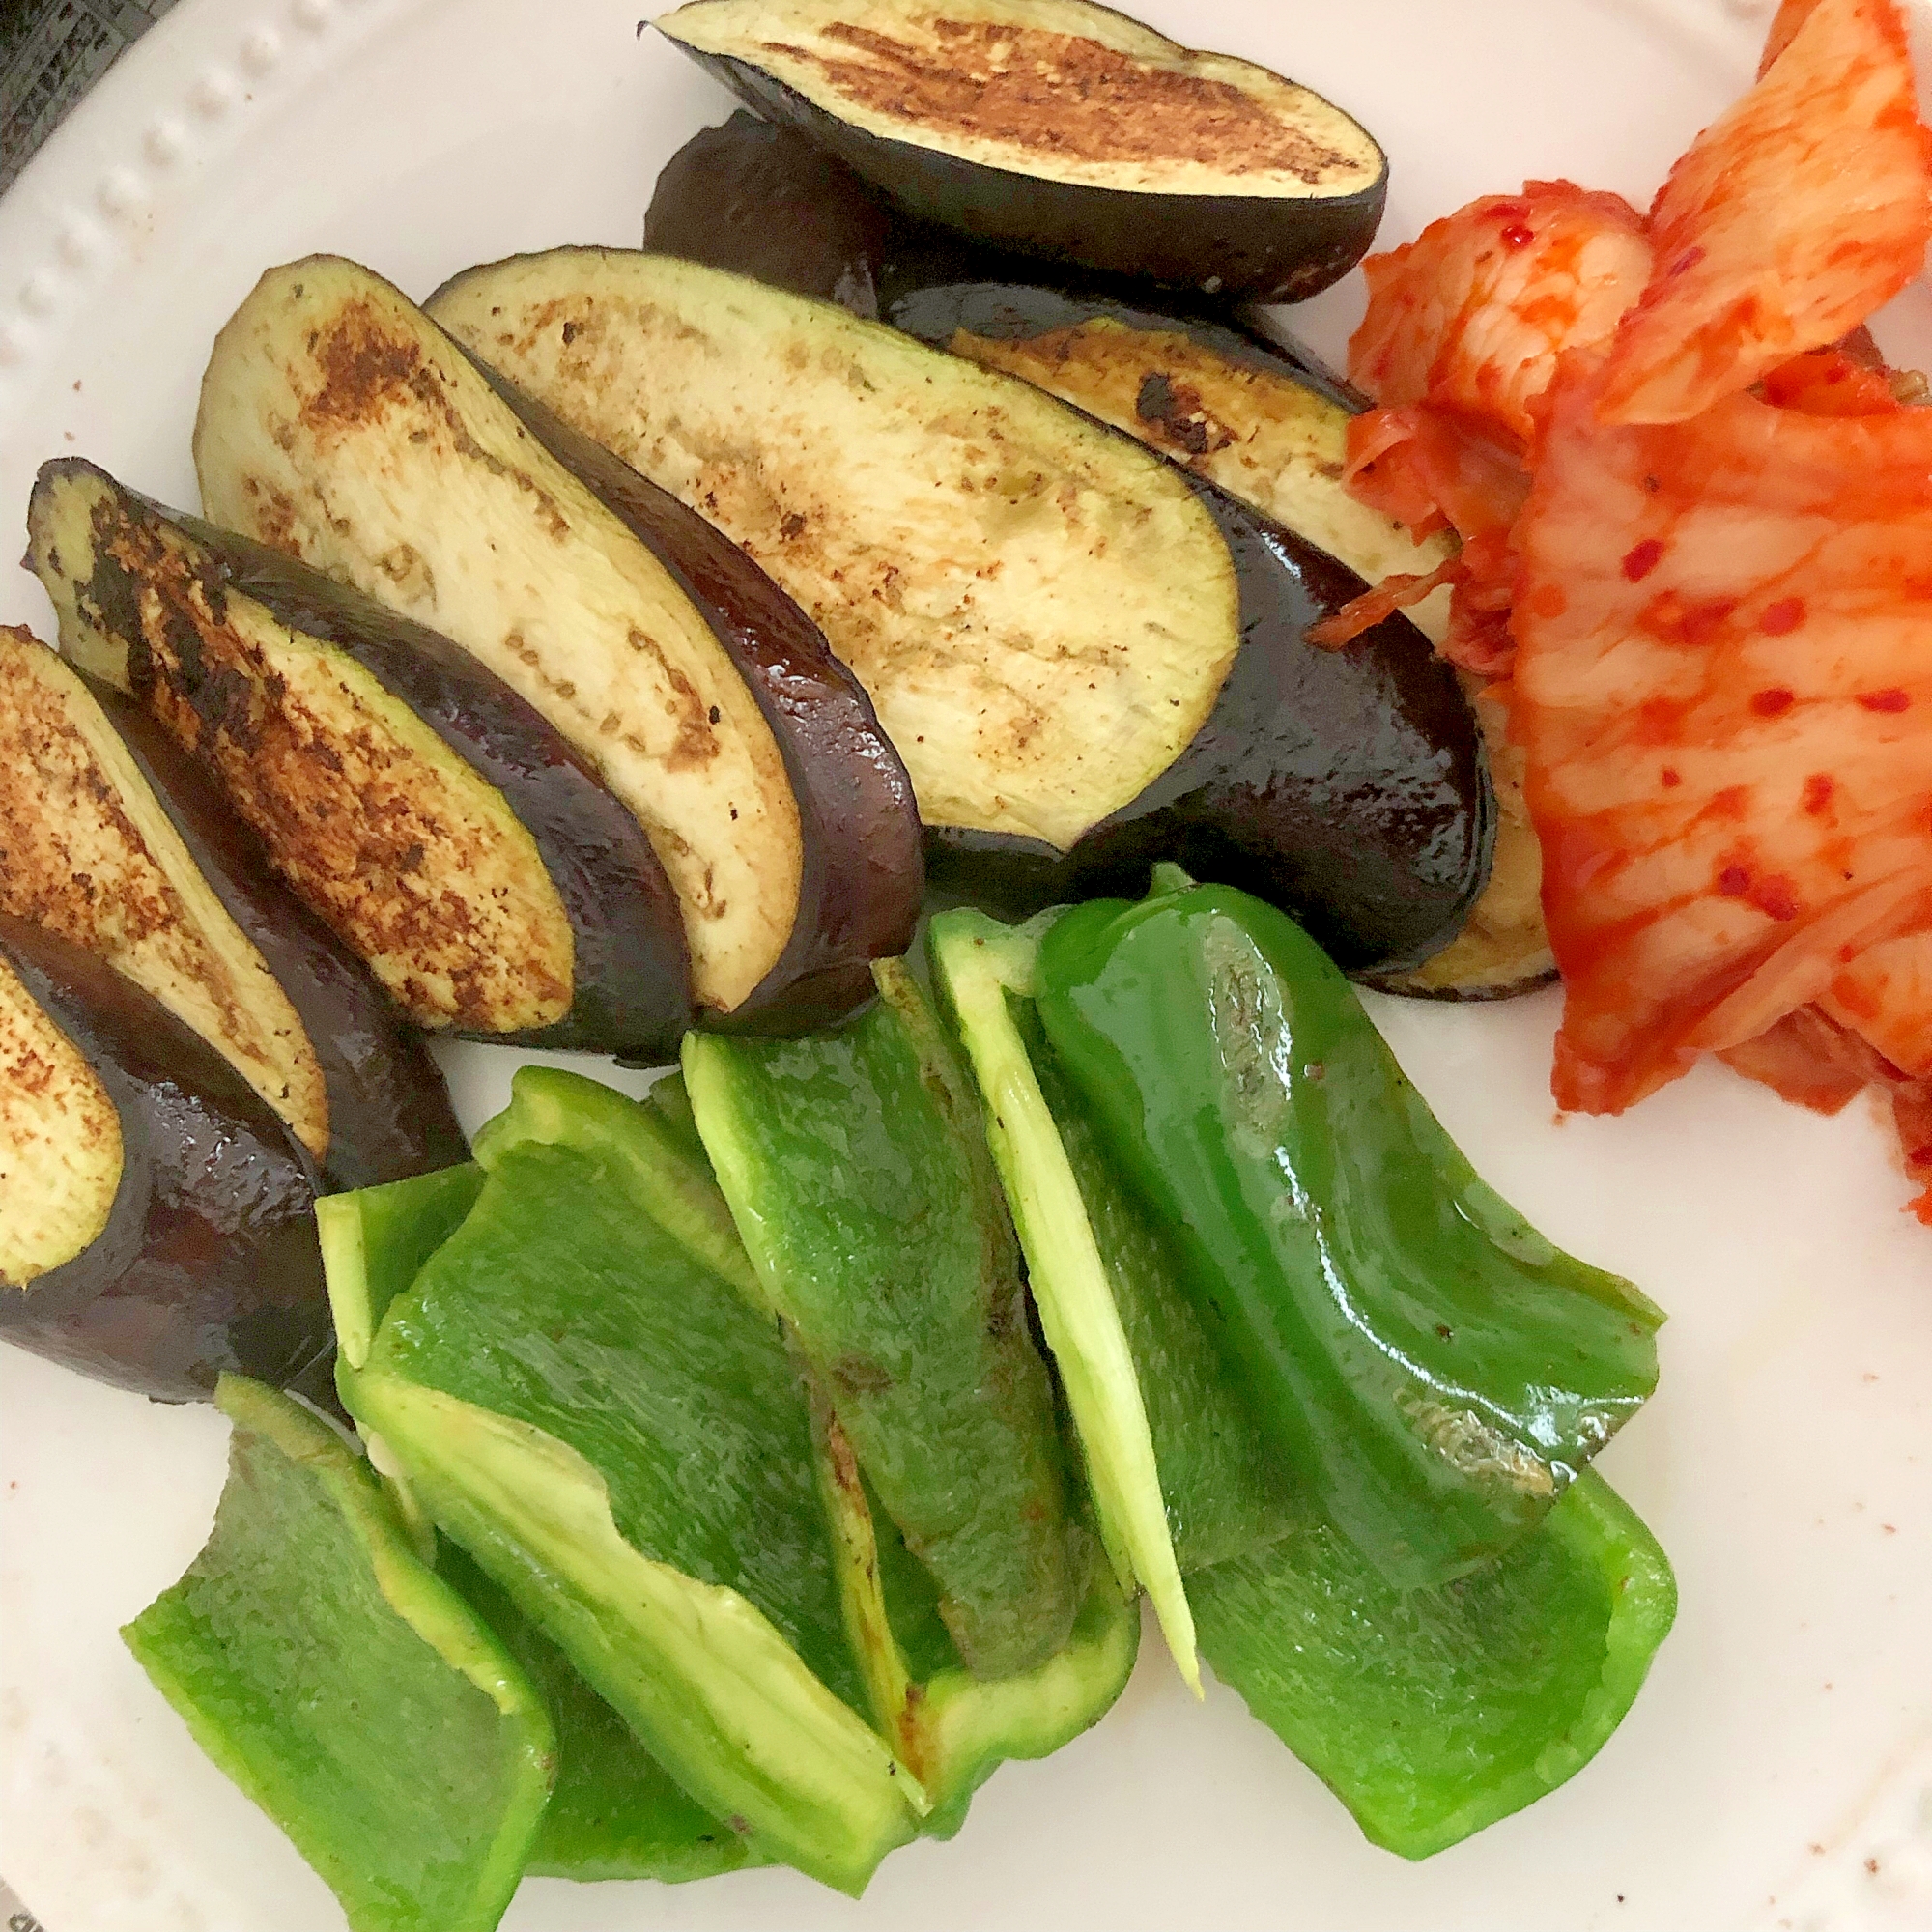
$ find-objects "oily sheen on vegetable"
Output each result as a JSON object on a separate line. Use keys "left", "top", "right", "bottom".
{"left": 652, "top": 0, "right": 1387, "bottom": 300}
{"left": 1032, "top": 878, "right": 1662, "bottom": 1589}
{"left": 26, "top": 462, "right": 693, "bottom": 1058}
{"left": 929, "top": 886, "right": 1675, "bottom": 1852}
{"left": 0, "top": 914, "right": 331, "bottom": 1402}
{"left": 191, "top": 256, "right": 920, "bottom": 1034}
{"left": 642, "top": 114, "right": 1532, "bottom": 990}
{"left": 0, "top": 624, "right": 465, "bottom": 1188}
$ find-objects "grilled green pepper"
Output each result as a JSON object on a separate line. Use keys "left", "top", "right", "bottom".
{"left": 335, "top": 1068, "right": 922, "bottom": 1895}
{"left": 123, "top": 1376, "right": 555, "bottom": 1932}
{"left": 685, "top": 960, "right": 1085, "bottom": 1680}
{"left": 1034, "top": 877, "right": 1662, "bottom": 1588}
{"left": 1193, "top": 1469, "right": 1677, "bottom": 1858}
{"left": 325, "top": 1164, "right": 767, "bottom": 1886}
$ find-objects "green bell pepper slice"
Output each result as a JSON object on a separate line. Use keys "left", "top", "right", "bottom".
{"left": 1193, "top": 1469, "right": 1677, "bottom": 1858}
{"left": 684, "top": 959, "right": 1086, "bottom": 1681}
{"left": 1034, "top": 878, "right": 1663, "bottom": 1588}
{"left": 122, "top": 1376, "right": 555, "bottom": 1932}
{"left": 442, "top": 1546, "right": 768, "bottom": 1885}
{"left": 325, "top": 1162, "right": 767, "bottom": 1885}
{"left": 339, "top": 1069, "right": 922, "bottom": 1895}
{"left": 812, "top": 1399, "right": 1139, "bottom": 1838}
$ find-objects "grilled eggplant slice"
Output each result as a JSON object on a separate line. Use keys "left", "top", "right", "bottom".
{"left": 193, "top": 258, "right": 917, "bottom": 1027}
{"left": 431, "top": 250, "right": 1490, "bottom": 972}
{"left": 652, "top": 0, "right": 1386, "bottom": 301}
{"left": 0, "top": 913, "right": 330, "bottom": 1403}
{"left": 29, "top": 459, "right": 695, "bottom": 1055}
{"left": 644, "top": 121, "right": 1553, "bottom": 993}
{"left": 431, "top": 251, "right": 1235, "bottom": 848}
{"left": 0, "top": 624, "right": 464, "bottom": 1188}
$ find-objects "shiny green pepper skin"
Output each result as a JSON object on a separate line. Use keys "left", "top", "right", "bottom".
{"left": 1035, "top": 880, "right": 1663, "bottom": 1588}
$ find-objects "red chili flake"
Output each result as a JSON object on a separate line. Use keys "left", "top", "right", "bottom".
{"left": 1759, "top": 597, "right": 1805, "bottom": 635}
{"left": 1667, "top": 245, "right": 1707, "bottom": 279}
{"left": 1717, "top": 865, "right": 1751, "bottom": 896}
{"left": 1682, "top": 598, "right": 1738, "bottom": 646}
{"left": 1803, "top": 774, "right": 1835, "bottom": 815}
{"left": 1661, "top": 767, "right": 1682, "bottom": 788}
{"left": 1911, "top": 1146, "right": 1932, "bottom": 1169}
{"left": 1708, "top": 785, "right": 1752, "bottom": 822}
{"left": 1500, "top": 223, "right": 1535, "bottom": 248}
{"left": 1751, "top": 876, "right": 1800, "bottom": 922}
{"left": 1621, "top": 538, "right": 1665, "bottom": 582}
{"left": 1859, "top": 688, "right": 1911, "bottom": 712}
{"left": 1751, "top": 687, "right": 1795, "bottom": 717}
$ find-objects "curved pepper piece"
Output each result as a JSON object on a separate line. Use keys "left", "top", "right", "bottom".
{"left": 1034, "top": 878, "right": 1662, "bottom": 1588}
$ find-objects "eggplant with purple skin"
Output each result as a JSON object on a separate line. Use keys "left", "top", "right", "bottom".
{"left": 652, "top": 0, "right": 1387, "bottom": 303}
{"left": 0, "top": 623, "right": 466, "bottom": 1188}
{"left": 0, "top": 912, "right": 330, "bottom": 1403}
{"left": 644, "top": 113, "right": 1555, "bottom": 996}
{"left": 29, "top": 460, "right": 695, "bottom": 1058}
{"left": 187, "top": 259, "right": 921, "bottom": 1036}
{"left": 428, "top": 249, "right": 1491, "bottom": 974}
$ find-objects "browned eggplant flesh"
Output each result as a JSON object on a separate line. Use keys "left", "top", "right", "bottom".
{"left": 653, "top": 0, "right": 1387, "bottom": 301}
{"left": 28, "top": 458, "right": 698, "bottom": 1057}
{"left": 643, "top": 115, "right": 1550, "bottom": 992}
{"left": 429, "top": 247, "right": 1493, "bottom": 973}
{"left": 0, "top": 622, "right": 467, "bottom": 1186}
{"left": 189, "top": 258, "right": 920, "bottom": 1033}
{"left": 0, "top": 912, "right": 331, "bottom": 1404}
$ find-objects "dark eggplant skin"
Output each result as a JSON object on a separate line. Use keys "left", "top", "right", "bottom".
{"left": 927, "top": 477, "right": 1492, "bottom": 975}
{"left": 447, "top": 346, "right": 925, "bottom": 1037}
{"left": 645, "top": 110, "right": 893, "bottom": 318}
{"left": 642, "top": 119, "right": 1490, "bottom": 973}
{"left": 29, "top": 459, "right": 694, "bottom": 1059}
{"left": 655, "top": 17, "right": 1386, "bottom": 302}
{"left": 82, "top": 678, "right": 469, "bottom": 1190}
{"left": 0, "top": 913, "right": 331, "bottom": 1405}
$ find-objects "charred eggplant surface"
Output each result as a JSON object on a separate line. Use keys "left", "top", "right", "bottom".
{"left": 29, "top": 459, "right": 694, "bottom": 1057}
{"left": 0, "top": 914, "right": 330, "bottom": 1403}
{"left": 431, "top": 249, "right": 1490, "bottom": 972}
{"left": 643, "top": 119, "right": 1550, "bottom": 992}
{"left": 0, "top": 623, "right": 465, "bottom": 1186}
{"left": 653, "top": 0, "right": 1386, "bottom": 300}
{"left": 193, "top": 259, "right": 821, "bottom": 1021}
{"left": 430, "top": 249, "right": 1237, "bottom": 857}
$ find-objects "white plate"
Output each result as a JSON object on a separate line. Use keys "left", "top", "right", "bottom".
{"left": 3, "top": 1, "right": 1932, "bottom": 1926}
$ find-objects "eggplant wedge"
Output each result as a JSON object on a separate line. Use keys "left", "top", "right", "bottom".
{"left": 29, "top": 459, "right": 694, "bottom": 1056}
{"left": 892, "top": 288, "right": 1546, "bottom": 991}
{"left": 430, "top": 250, "right": 1491, "bottom": 971}
{"left": 0, "top": 912, "right": 330, "bottom": 1403}
{"left": 0, "top": 623, "right": 465, "bottom": 1188}
{"left": 644, "top": 118, "right": 1554, "bottom": 994}
{"left": 652, "top": 0, "right": 1386, "bottom": 302}
{"left": 191, "top": 257, "right": 920, "bottom": 1030}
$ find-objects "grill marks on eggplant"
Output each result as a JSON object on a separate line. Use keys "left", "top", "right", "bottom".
{"left": 0, "top": 628, "right": 331, "bottom": 1155}
{"left": 428, "top": 250, "right": 1238, "bottom": 853}
{"left": 192, "top": 259, "right": 803, "bottom": 1014}
{"left": 30, "top": 476, "right": 575, "bottom": 1036}
{"left": 0, "top": 952, "right": 121, "bottom": 1288}
{"left": 917, "top": 298, "right": 1447, "bottom": 600}
{"left": 656, "top": 0, "right": 1378, "bottom": 197}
